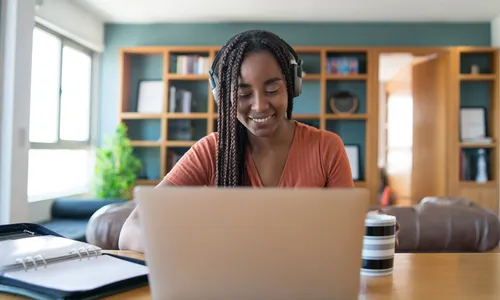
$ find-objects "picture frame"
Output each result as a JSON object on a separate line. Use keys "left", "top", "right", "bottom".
{"left": 459, "top": 107, "right": 487, "bottom": 141}
{"left": 344, "top": 144, "right": 360, "bottom": 180}
{"left": 137, "top": 80, "right": 164, "bottom": 113}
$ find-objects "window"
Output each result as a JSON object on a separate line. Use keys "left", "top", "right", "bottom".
{"left": 386, "top": 93, "right": 413, "bottom": 173}
{"left": 27, "top": 25, "right": 94, "bottom": 201}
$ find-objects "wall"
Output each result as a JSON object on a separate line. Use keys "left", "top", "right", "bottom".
{"left": 492, "top": 15, "right": 500, "bottom": 47}
{"left": 34, "top": 0, "right": 104, "bottom": 52}
{"left": 0, "top": 0, "right": 35, "bottom": 224}
{"left": 99, "top": 22, "right": 491, "bottom": 143}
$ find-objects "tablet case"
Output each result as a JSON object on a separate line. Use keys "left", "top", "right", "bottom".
{"left": 0, "top": 223, "right": 149, "bottom": 300}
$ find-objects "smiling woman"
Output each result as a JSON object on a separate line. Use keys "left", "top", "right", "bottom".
{"left": 157, "top": 30, "right": 354, "bottom": 188}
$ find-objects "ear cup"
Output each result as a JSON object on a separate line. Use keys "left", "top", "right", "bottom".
{"left": 208, "top": 69, "right": 219, "bottom": 105}
{"left": 292, "top": 58, "right": 303, "bottom": 97}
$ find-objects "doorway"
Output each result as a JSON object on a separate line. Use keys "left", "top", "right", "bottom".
{"left": 377, "top": 50, "right": 447, "bottom": 206}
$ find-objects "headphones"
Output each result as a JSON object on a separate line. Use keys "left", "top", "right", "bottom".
{"left": 208, "top": 39, "right": 303, "bottom": 104}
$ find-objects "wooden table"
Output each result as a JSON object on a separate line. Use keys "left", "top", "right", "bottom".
{"left": 101, "top": 251, "right": 500, "bottom": 300}
{"left": 1, "top": 251, "right": 499, "bottom": 299}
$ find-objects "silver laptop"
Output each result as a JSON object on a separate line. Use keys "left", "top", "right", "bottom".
{"left": 135, "top": 187, "right": 369, "bottom": 300}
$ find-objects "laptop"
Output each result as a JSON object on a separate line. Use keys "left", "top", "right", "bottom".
{"left": 135, "top": 186, "right": 369, "bottom": 300}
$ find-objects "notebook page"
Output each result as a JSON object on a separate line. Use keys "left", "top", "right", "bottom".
{"left": 0, "top": 235, "right": 101, "bottom": 268}
{"left": 4, "top": 255, "right": 149, "bottom": 292}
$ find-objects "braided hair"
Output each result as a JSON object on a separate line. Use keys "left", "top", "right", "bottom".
{"left": 213, "top": 30, "right": 296, "bottom": 187}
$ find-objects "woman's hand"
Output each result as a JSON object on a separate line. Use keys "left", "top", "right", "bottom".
{"left": 367, "top": 210, "right": 400, "bottom": 248}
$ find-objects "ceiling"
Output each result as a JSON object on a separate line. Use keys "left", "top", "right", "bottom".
{"left": 74, "top": 0, "right": 500, "bottom": 23}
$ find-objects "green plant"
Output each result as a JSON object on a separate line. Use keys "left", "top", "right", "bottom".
{"left": 92, "top": 123, "right": 142, "bottom": 199}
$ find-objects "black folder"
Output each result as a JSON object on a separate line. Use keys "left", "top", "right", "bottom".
{"left": 0, "top": 223, "right": 149, "bottom": 300}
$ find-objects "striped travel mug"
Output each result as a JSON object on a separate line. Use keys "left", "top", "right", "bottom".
{"left": 361, "top": 214, "right": 397, "bottom": 276}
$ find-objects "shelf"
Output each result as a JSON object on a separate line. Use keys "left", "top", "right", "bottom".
{"left": 325, "top": 114, "right": 367, "bottom": 120}
{"left": 303, "top": 74, "right": 321, "bottom": 80}
{"left": 166, "top": 141, "right": 196, "bottom": 147}
{"left": 459, "top": 181, "right": 497, "bottom": 188}
{"left": 166, "top": 113, "right": 209, "bottom": 119}
{"left": 167, "top": 74, "right": 209, "bottom": 80}
{"left": 120, "top": 113, "right": 163, "bottom": 119}
{"left": 453, "top": 47, "right": 499, "bottom": 215}
{"left": 354, "top": 181, "right": 366, "bottom": 188}
{"left": 293, "top": 114, "right": 320, "bottom": 119}
{"left": 115, "top": 45, "right": 380, "bottom": 205}
{"left": 325, "top": 74, "right": 368, "bottom": 80}
{"left": 460, "top": 142, "right": 496, "bottom": 148}
{"left": 459, "top": 74, "right": 496, "bottom": 81}
{"left": 130, "top": 141, "right": 162, "bottom": 147}
{"left": 136, "top": 179, "right": 161, "bottom": 186}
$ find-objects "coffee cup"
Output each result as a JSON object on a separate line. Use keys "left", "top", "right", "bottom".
{"left": 360, "top": 213, "right": 397, "bottom": 276}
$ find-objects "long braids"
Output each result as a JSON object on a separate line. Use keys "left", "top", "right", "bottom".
{"left": 214, "top": 30, "right": 296, "bottom": 187}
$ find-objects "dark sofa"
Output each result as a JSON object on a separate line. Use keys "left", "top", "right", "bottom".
{"left": 85, "top": 196, "right": 500, "bottom": 252}
{"left": 40, "top": 198, "right": 126, "bottom": 242}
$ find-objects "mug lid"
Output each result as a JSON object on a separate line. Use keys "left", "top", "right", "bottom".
{"left": 365, "top": 213, "right": 396, "bottom": 226}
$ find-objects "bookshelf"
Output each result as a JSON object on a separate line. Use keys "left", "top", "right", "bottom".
{"left": 117, "top": 46, "right": 377, "bottom": 205}
{"left": 449, "top": 47, "right": 499, "bottom": 215}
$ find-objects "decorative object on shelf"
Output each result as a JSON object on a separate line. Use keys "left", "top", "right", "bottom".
{"left": 169, "top": 86, "right": 193, "bottom": 113}
{"left": 470, "top": 64, "right": 480, "bottom": 75}
{"left": 92, "top": 123, "right": 142, "bottom": 199}
{"left": 326, "top": 57, "right": 359, "bottom": 75}
{"left": 137, "top": 80, "right": 163, "bottom": 113}
{"left": 459, "top": 149, "right": 472, "bottom": 181}
{"left": 459, "top": 107, "right": 489, "bottom": 143}
{"left": 475, "top": 148, "right": 488, "bottom": 183}
{"left": 329, "top": 91, "right": 358, "bottom": 114}
{"left": 344, "top": 145, "right": 360, "bottom": 180}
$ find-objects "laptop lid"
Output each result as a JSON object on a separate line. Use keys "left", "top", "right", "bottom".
{"left": 135, "top": 187, "right": 369, "bottom": 300}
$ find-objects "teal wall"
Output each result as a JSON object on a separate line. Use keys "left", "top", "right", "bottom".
{"left": 99, "top": 22, "right": 491, "bottom": 180}
{"left": 100, "top": 22, "right": 491, "bottom": 143}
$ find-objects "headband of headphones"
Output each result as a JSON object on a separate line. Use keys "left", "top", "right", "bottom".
{"left": 208, "top": 36, "right": 303, "bottom": 101}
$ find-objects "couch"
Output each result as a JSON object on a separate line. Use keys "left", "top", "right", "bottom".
{"left": 40, "top": 198, "right": 126, "bottom": 242}
{"left": 85, "top": 196, "right": 500, "bottom": 252}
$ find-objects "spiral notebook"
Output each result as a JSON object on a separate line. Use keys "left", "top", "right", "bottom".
{"left": 0, "top": 223, "right": 149, "bottom": 300}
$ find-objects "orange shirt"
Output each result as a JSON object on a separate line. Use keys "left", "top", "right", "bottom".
{"left": 165, "top": 121, "right": 354, "bottom": 188}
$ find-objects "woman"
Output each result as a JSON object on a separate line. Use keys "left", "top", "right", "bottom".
{"left": 119, "top": 30, "right": 397, "bottom": 252}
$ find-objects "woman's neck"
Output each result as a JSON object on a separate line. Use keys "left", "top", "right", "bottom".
{"left": 248, "top": 119, "right": 296, "bottom": 152}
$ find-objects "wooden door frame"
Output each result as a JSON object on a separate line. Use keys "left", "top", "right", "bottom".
{"left": 369, "top": 47, "right": 451, "bottom": 204}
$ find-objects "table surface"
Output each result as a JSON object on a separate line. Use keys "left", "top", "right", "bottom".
{"left": 101, "top": 250, "right": 500, "bottom": 300}
{"left": 1, "top": 250, "right": 499, "bottom": 300}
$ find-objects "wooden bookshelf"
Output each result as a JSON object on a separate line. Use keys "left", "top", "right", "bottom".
{"left": 117, "top": 45, "right": 380, "bottom": 205}
{"left": 448, "top": 47, "right": 500, "bottom": 215}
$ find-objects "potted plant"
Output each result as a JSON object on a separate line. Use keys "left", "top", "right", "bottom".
{"left": 92, "top": 123, "right": 142, "bottom": 199}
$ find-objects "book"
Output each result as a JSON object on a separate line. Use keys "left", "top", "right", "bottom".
{"left": 0, "top": 223, "right": 149, "bottom": 300}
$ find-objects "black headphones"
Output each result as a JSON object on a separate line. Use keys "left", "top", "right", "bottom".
{"left": 208, "top": 40, "right": 303, "bottom": 104}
